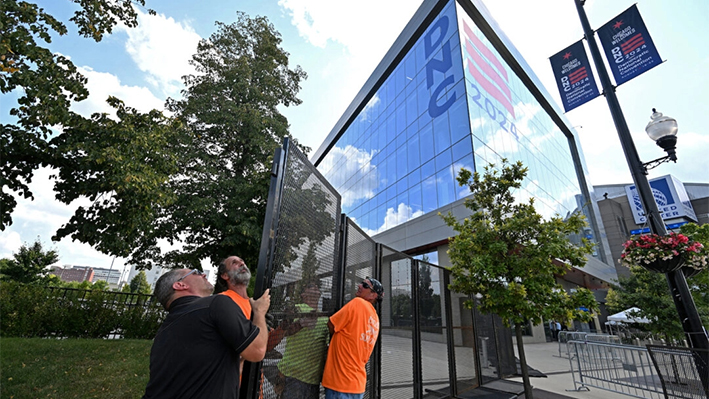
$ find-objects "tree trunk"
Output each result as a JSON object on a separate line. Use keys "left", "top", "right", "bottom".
{"left": 515, "top": 324, "right": 534, "bottom": 399}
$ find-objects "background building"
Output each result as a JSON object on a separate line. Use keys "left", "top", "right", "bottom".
{"left": 126, "top": 265, "right": 167, "bottom": 291}
{"left": 595, "top": 177, "right": 708, "bottom": 278}
{"left": 49, "top": 265, "right": 121, "bottom": 288}
{"left": 311, "top": 0, "right": 618, "bottom": 343}
{"left": 50, "top": 266, "right": 94, "bottom": 283}
{"left": 125, "top": 265, "right": 212, "bottom": 290}
{"left": 86, "top": 267, "right": 121, "bottom": 287}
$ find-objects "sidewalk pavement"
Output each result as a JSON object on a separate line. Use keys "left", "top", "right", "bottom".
{"left": 505, "top": 341, "right": 631, "bottom": 399}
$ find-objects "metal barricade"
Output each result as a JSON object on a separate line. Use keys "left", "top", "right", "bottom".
{"left": 568, "top": 340, "right": 664, "bottom": 399}
{"left": 558, "top": 332, "right": 621, "bottom": 357}
{"left": 646, "top": 345, "right": 709, "bottom": 399}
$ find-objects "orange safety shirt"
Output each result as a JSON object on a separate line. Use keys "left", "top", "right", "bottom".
{"left": 220, "top": 290, "right": 252, "bottom": 319}
{"left": 322, "top": 297, "right": 379, "bottom": 394}
{"left": 219, "top": 289, "right": 263, "bottom": 399}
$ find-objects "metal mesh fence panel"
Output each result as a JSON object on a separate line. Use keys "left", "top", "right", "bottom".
{"left": 472, "top": 302, "right": 516, "bottom": 382}
{"left": 341, "top": 219, "right": 376, "bottom": 308}
{"left": 418, "top": 261, "right": 451, "bottom": 397}
{"left": 493, "top": 314, "right": 516, "bottom": 378}
{"left": 255, "top": 141, "right": 342, "bottom": 399}
{"left": 380, "top": 246, "right": 416, "bottom": 399}
{"left": 341, "top": 218, "right": 377, "bottom": 399}
{"left": 450, "top": 291, "right": 478, "bottom": 393}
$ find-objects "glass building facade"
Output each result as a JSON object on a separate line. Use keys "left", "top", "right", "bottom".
{"left": 314, "top": 0, "right": 610, "bottom": 266}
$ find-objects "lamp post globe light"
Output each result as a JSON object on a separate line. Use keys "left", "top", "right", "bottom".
{"left": 643, "top": 109, "right": 679, "bottom": 170}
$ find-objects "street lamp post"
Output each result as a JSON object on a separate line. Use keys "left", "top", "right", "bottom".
{"left": 573, "top": 0, "right": 708, "bottom": 380}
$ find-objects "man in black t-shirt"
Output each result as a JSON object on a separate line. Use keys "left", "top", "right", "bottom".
{"left": 142, "top": 268, "right": 271, "bottom": 399}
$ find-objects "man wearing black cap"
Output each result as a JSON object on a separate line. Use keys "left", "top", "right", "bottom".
{"left": 322, "top": 277, "right": 383, "bottom": 399}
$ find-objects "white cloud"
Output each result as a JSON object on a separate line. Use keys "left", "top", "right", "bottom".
{"left": 586, "top": 128, "right": 709, "bottom": 186}
{"left": 71, "top": 66, "right": 165, "bottom": 118}
{"left": 0, "top": 167, "right": 121, "bottom": 269}
{"left": 358, "top": 94, "right": 381, "bottom": 123}
{"left": 117, "top": 8, "right": 201, "bottom": 98}
{"left": 319, "top": 145, "right": 379, "bottom": 207}
{"left": 277, "top": 0, "right": 420, "bottom": 58}
{"left": 0, "top": 231, "right": 22, "bottom": 257}
{"left": 454, "top": 158, "right": 474, "bottom": 199}
{"left": 513, "top": 101, "right": 543, "bottom": 143}
{"left": 358, "top": 202, "right": 424, "bottom": 236}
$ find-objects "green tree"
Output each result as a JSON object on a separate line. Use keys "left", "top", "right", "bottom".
{"left": 391, "top": 294, "right": 412, "bottom": 325}
{"left": 606, "top": 223, "right": 709, "bottom": 340}
{"left": 128, "top": 271, "right": 152, "bottom": 294}
{"left": 49, "top": 98, "right": 183, "bottom": 258}
{"left": 91, "top": 279, "right": 110, "bottom": 291}
{"left": 418, "top": 263, "right": 438, "bottom": 321}
{"left": 125, "top": 12, "right": 308, "bottom": 270}
{"left": 1, "top": 0, "right": 154, "bottom": 230}
{"left": 441, "top": 160, "right": 597, "bottom": 399}
{"left": 45, "top": 273, "right": 63, "bottom": 286}
{"left": 0, "top": 258, "right": 10, "bottom": 279}
{"left": 0, "top": 238, "right": 59, "bottom": 284}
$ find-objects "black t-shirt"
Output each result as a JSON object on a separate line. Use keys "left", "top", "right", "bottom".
{"left": 143, "top": 295, "right": 260, "bottom": 399}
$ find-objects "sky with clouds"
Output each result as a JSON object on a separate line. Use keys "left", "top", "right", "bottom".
{"left": 2, "top": 0, "right": 707, "bottom": 281}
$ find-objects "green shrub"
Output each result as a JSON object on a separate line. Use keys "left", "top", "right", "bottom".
{"left": 0, "top": 281, "right": 165, "bottom": 339}
{"left": 120, "top": 304, "right": 164, "bottom": 339}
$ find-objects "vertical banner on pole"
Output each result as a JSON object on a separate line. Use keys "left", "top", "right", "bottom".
{"left": 549, "top": 40, "right": 600, "bottom": 112}
{"left": 597, "top": 4, "right": 662, "bottom": 86}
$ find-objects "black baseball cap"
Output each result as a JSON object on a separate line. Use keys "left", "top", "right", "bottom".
{"left": 366, "top": 277, "right": 384, "bottom": 298}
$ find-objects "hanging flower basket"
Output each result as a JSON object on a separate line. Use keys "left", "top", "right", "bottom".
{"left": 620, "top": 232, "right": 707, "bottom": 274}
{"left": 682, "top": 265, "right": 704, "bottom": 279}
{"left": 681, "top": 247, "right": 709, "bottom": 278}
{"left": 640, "top": 255, "right": 684, "bottom": 273}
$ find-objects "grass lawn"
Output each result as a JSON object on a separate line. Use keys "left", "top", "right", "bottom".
{"left": 1, "top": 338, "right": 152, "bottom": 399}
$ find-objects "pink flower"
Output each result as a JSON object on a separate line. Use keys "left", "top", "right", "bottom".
{"left": 620, "top": 232, "right": 708, "bottom": 270}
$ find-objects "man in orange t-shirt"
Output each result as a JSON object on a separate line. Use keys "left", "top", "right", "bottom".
{"left": 216, "top": 255, "right": 252, "bottom": 317}
{"left": 216, "top": 256, "right": 266, "bottom": 397}
{"left": 322, "top": 278, "right": 383, "bottom": 399}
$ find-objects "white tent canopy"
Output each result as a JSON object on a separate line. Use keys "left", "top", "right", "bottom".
{"left": 606, "top": 307, "right": 651, "bottom": 324}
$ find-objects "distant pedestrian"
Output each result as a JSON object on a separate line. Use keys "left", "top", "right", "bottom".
{"left": 555, "top": 321, "right": 562, "bottom": 340}
{"left": 550, "top": 320, "right": 558, "bottom": 341}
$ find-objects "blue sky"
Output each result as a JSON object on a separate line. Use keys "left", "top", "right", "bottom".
{"left": 2, "top": 0, "right": 708, "bottom": 280}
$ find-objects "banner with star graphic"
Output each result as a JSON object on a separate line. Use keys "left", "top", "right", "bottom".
{"left": 549, "top": 39, "right": 600, "bottom": 112}
{"left": 597, "top": 4, "right": 662, "bottom": 86}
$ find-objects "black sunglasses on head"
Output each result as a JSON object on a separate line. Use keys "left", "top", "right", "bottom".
{"left": 178, "top": 269, "right": 205, "bottom": 281}
{"left": 361, "top": 280, "right": 372, "bottom": 290}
